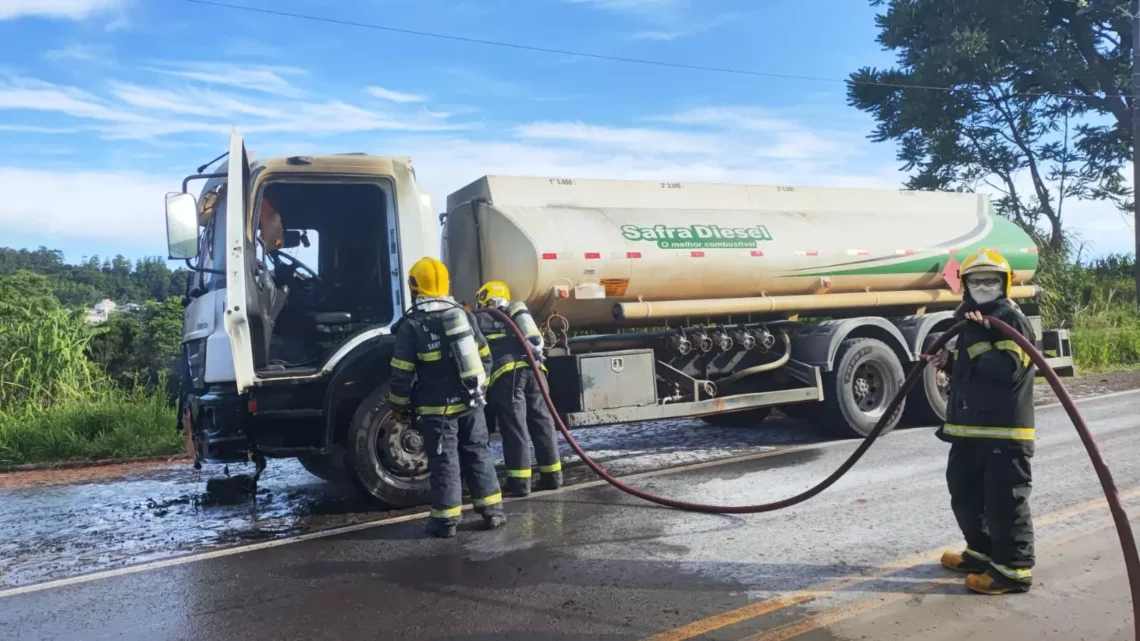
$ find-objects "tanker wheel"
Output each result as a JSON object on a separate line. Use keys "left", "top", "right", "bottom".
{"left": 701, "top": 407, "right": 773, "bottom": 428}
{"left": 820, "top": 338, "right": 906, "bottom": 439}
{"left": 902, "top": 331, "right": 951, "bottom": 426}
{"left": 346, "top": 384, "right": 432, "bottom": 508}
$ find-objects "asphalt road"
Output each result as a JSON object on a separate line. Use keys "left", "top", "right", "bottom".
{"left": 2, "top": 390, "right": 1138, "bottom": 641}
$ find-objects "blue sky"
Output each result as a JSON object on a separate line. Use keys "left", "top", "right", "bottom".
{"left": 0, "top": 0, "right": 1133, "bottom": 266}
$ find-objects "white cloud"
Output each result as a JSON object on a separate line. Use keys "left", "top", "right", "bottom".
{"left": 632, "top": 31, "right": 680, "bottom": 41}
{"left": 0, "top": 124, "right": 83, "bottom": 133}
{"left": 515, "top": 121, "right": 722, "bottom": 155}
{"left": 43, "top": 43, "right": 111, "bottom": 64}
{"left": 367, "top": 86, "right": 428, "bottom": 103}
{"left": 564, "top": 0, "right": 681, "bottom": 10}
{"left": 109, "top": 82, "right": 282, "bottom": 118}
{"left": 0, "top": 0, "right": 127, "bottom": 20}
{"left": 144, "top": 62, "right": 308, "bottom": 98}
{"left": 0, "top": 76, "right": 142, "bottom": 122}
{"left": 0, "top": 167, "right": 174, "bottom": 247}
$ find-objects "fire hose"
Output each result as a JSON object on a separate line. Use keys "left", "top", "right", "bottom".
{"left": 477, "top": 307, "right": 1140, "bottom": 637}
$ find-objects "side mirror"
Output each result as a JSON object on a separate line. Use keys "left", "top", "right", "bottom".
{"left": 165, "top": 192, "right": 201, "bottom": 260}
{"left": 281, "top": 230, "right": 306, "bottom": 250}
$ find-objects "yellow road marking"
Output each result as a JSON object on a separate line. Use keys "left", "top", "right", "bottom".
{"left": 643, "top": 595, "right": 818, "bottom": 641}
{"left": 642, "top": 487, "right": 1140, "bottom": 641}
{"left": 743, "top": 512, "right": 1132, "bottom": 641}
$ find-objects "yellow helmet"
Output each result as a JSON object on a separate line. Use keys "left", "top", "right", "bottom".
{"left": 959, "top": 248, "right": 1012, "bottom": 296}
{"left": 408, "top": 257, "right": 449, "bottom": 298}
{"left": 475, "top": 280, "right": 511, "bottom": 307}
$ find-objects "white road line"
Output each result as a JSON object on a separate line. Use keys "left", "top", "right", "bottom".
{"left": 1, "top": 387, "right": 1136, "bottom": 599}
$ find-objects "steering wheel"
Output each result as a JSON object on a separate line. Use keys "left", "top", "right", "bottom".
{"left": 270, "top": 250, "right": 321, "bottom": 285}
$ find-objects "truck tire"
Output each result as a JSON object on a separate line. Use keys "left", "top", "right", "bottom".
{"left": 346, "top": 384, "right": 432, "bottom": 508}
{"left": 297, "top": 452, "right": 347, "bottom": 483}
{"left": 902, "top": 331, "right": 950, "bottom": 426}
{"left": 701, "top": 407, "right": 773, "bottom": 428}
{"left": 819, "top": 338, "right": 906, "bottom": 439}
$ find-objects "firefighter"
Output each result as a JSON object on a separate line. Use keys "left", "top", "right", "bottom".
{"left": 475, "top": 280, "right": 563, "bottom": 497}
{"left": 924, "top": 248, "right": 1037, "bottom": 595}
{"left": 389, "top": 257, "right": 506, "bottom": 538}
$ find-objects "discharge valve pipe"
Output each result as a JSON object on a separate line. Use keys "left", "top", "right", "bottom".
{"left": 477, "top": 307, "right": 1140, "bottom": 639}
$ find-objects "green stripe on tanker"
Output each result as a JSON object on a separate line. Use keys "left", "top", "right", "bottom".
{"left": 789, "top": 216, "right": 1038, "bottom": 278}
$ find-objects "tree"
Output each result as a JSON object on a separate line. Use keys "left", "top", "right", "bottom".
{"left": 848, "top": 0, "right": 1134, "bottom": 251}
{"left": 0, "top": 270, "right": 59, "bottom": 316}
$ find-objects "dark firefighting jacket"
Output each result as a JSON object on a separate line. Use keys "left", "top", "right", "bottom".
{"left": 474, "top": 301, "right": 545, "bottom": 390}
{"left": 388, "top": 298, "right": 492, "bottom": 417}
{"left": 936, "top": 297, "right": 1037, "bottom": 456}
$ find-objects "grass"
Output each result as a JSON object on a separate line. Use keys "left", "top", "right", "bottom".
{"left": 0, "top": 387, "right": 180, "bottom": 467}
{"left": 0, "top": 306, "right": 181, "bottom": 468}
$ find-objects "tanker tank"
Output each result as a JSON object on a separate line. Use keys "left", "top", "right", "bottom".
{"left": 443, "top": 175, "right": 1040, "bottom": 328}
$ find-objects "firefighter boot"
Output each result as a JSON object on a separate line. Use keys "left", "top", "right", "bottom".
{"left": 966, "top": 571, "right": 1032, "bottom": 595}
{"left": 504, "top": 477, "right": 531, "bottom": 497}
{"left": 941, "top": 550, "right": 990, "bottom": 574}
{"left": 425, "top": 519, "right": 457, "bottom": 539}
{"left": 483, "top": 512, "right": 507, "bottom": 530}
{"left": 537, "top": 470, "right": 563, "bottom": 491}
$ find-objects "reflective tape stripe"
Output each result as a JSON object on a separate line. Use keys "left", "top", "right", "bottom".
{"left": 488, "top": 360, "right": 528, "bottom": 388}
{"left": 390, "top": 358, "right": 415, "bottom": 372}
{"left": 507, "top": 468, "right": 533, "bottom": 478}
{"left": 418, "top": 351, "right": 442, "bottom": 362}
{"left": 991, "top": 563, "right": 1032, "bottom": 580}
{"left": 418, "top": 404, "right": 469, "bottom": 416}
{"left": 967, "top": 341, "right": 994, "bottom": 358}
{"left": 430, "top": 506, "right": 462, "bottom": 519}
{"left": 479, "top": 344, "right": 491, "bottom": 357}
{"left": 538, "top": 462, "right": 562, "bottom": 473}
{"left": 473, "top": 493, "right": 502, "bottom": 508}
{"left": 943, "top": 424, "right": 1036, "bottom": 441}
{"left": 388, "top": 393, "right": 410, "bottom": 405}
{"left": 965, "top": 548, "right": 991, "bottom": 562}
{"left": 486, "top": 333, "right": 507, "bottom": 340}
{"left": 995, "top": 340, "right": 1031, "bottom": 367}
{"left": 445, "top": 324, "right": 469, "bottom": 336}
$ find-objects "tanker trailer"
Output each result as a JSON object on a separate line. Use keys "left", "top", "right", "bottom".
{"left": 444, "top": 175, "right": 1075, "bottom": 437}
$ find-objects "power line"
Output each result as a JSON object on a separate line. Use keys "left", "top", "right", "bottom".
{"left": 184, "top": 0, "right": 1135, "bottom": 101}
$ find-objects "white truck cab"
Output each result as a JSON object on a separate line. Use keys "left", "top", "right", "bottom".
{"left": 165, "top": 131, "right": 439, "bottom": 505}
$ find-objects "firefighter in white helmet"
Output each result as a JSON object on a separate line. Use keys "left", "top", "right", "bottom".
{"left": 474, "top": 280, "right": 563, "bottom": 497}
{"left": 924, "top": 248, "right": 1037, "bottom": 594}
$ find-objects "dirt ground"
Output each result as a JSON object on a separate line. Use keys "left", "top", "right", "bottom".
{"left": 1031, "top": 368, "right": 1140, "bottom": 405}
{"left": 2, "top": 370, "right": 1135, "bottom": 493}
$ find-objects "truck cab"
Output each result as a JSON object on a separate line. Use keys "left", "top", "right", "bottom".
{"left": 164, "top": 131, "right": 439, "bottom": 506}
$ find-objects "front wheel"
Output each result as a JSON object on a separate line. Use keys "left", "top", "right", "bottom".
{"left": 346, "top": 384, "right": 432, "bottom": 507}
{"left": 819, "top": 338, "right": 906, "bottom": 438}
{"left": 903, "top": 331, "right": 951, "bottom": 426}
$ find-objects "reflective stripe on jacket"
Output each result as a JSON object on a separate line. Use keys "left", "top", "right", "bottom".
{"left": 936, "top": 298, "right": 1037, "bottom": 456}
{"left": 388, "top": 300, "right": 492, "bottom": 416}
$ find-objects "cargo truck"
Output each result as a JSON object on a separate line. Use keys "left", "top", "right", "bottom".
{"left": 165, "top": 132, "right": 1075, "bottom": 506}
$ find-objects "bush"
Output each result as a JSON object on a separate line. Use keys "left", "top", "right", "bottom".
{"left": 0, "top": 386, "right": 180, "bottom": 466}
{"left": 0, "top": 284, "right": 181, "bottom": 466}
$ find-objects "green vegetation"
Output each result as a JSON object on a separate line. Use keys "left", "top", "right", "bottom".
{"left": 1036, "top": 249, "right": 1140, "bottom": 372}
{"left": 0, "top": 256, "right": 185, "bottom": 467}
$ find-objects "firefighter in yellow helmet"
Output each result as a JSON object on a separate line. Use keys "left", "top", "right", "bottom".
{"left": 923, "top": 248, "right": 1037, "bottom": 594}
{"left": 388, "top": 257, "right": 505, "bottom": 538}
{"left": 474, "top": 280, "right": 563, "bottom": 496}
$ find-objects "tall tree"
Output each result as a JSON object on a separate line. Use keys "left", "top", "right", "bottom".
{"left": 848, "top": 0, "right": 1134, "bottom": 251}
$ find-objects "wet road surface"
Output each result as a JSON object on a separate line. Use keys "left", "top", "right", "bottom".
{"left": 2, "top": 390, "right": 1138, "bottom": 640}
{"left": 0, "top": 416, "right": 831, "bottom": 589}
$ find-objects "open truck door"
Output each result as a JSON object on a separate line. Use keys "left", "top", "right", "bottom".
{"left": 222, "top": 130, "right": 267, "bottom": 393}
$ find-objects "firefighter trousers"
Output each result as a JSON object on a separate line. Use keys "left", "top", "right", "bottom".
{"left": 946, "top": 441, "right": 1035, "bottom": 584}
{"left": 420, "top": 411, "right": 504, "bottom": 526}
{"left": 490, "top": 366, "right": 562, "bottom": 480}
